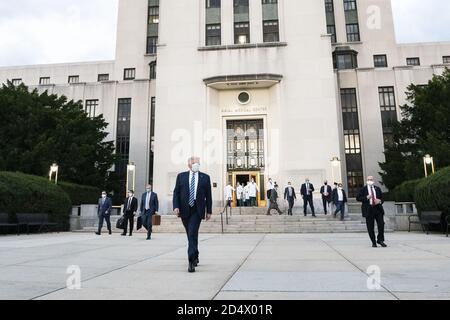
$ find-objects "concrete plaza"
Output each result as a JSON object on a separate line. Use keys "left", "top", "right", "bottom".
{"left": 0, "top": 232, "right": 449, "bottom": 300}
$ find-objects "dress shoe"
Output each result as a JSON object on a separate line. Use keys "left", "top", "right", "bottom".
{"left": 193, "top": 258, "right": 199, "bottom": 267}
{"left": 121, "top": 233, "right": 126, "bottom": 236}
{"left": 372, "top": 243, "right": 378, "bottom": 248}
{"left": 129, "top": 234, "right": 132, "bottom": 237}
{"left": 147, "top": 234, "right": 152, "bottom": 240}
{"left": 95, "top": 232, "right": 101, "bottom": 236}
{"left": 377, "top": 241, "right": 387, "bottom": 248}
{"left": 108, "top": 230, "right": 112, "bottom": 235}
{"left": 188, "top": 262, "right": 196, "bottom": 273}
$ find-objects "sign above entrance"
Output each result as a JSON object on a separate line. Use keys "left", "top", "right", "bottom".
{"left": 221, "top": 105, "right": 268, "bottom": 115}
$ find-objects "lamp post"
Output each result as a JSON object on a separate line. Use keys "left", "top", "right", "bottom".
{"left": 49, "top": 163, "right": 59, "bottom": 184}
{"left": 126, "top": 162, "right": 136, "bottom": 196}
{"left": 423, "top": 154, "right": 435, "bottom": 177}
{"left": 330, "top": 157, "right": 341, "bottom": 183}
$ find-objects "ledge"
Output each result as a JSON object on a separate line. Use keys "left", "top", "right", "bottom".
{"left": 198, "top": 42, "right": 287, "bottom": 51}
{"left": 204, "top": 73, "right": 283, "bottom": 85}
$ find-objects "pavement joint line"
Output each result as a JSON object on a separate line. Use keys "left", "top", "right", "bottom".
{"left": 211, "top": 234, "right": 267, "bottom": 301}
{"left": 320, "top": 239, "right": 401, "bottom": 301}
{"left": 30, "top": 234, "right": 222, "bottom": 300}
{"left": 399, "top": 242, "right": 450, "bottom": 259}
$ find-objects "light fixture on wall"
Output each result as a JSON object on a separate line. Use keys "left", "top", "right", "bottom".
{"left": 49, "top": 163, "right": 59, "bottom": 185}
{"left": 126, "top": 162, "right": 136, "bottom": 196}
{"left": 423, "top": 154, "right": 435, "bottom": 177}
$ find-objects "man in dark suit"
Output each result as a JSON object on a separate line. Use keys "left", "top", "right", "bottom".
{"left": 122, "top": 190, "right": 138, "bottom": 236}
{"left": 320, "top": 181, "right": 333, "bottom": 215}
{"left": 284, "top": 182, "right": 297, "bottom": 216}
{"left": 96, "top": 191, "right": 112, "bottom": 235}
{"left": 356, "top": 176, "right": 387, "bottom": 248}
{"left": 140, "top": 184, "right": 159, "bottom": 240}
{"left": 300, "top": 178, "right": 316, "bottom": 217}
{"left": 267, "top": 184, "right": 283, "bottom": 215}
{"left": 332, "top": 183, "right": 348, "bottom": 221}
{"left": 173, "top": 157, "right": 212, "bottom": 273}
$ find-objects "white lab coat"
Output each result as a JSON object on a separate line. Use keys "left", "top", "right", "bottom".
{"left": 224, "top": 185, "right": 235, "bottom": 200}
{"left": 236, "top": 185, "right": 244, "bottom": 200}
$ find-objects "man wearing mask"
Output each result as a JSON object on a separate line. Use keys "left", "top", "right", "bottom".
{"left": 96, "top": 191, "right": 112, "bottom": 235}
{"left": 249, "top": 178, "right": 259, "bottom": 207}
{"left": 140, "top": 184, "right": 159, "bottom": 240}
{"left": 122, "top": 190, "right": 138, "bottom": 236}
{"left": 267, "top": 178, "right": 274, "bottom": 204}
{"left": 320, "top": 181, "right": 333, "bottom": 215}
{"left": 300, "top": 178, "right": 316, "bottom": 217}
{"left": 173, "top": 157, "right": 212, "bottom": 273}
{"left": 284, "top": 182, "right": 297, "bottom": 216}
{"left": 267, "top": 184, "right": 283, "bottom": 216}
{"left": 236, "top": 183, "right": 244, "bottom": 207}
{"left": 357, "top": 176, "right": 387, "bottom": 248}
{"left": 332, "top": 184, "right": 347, "bottom": 221}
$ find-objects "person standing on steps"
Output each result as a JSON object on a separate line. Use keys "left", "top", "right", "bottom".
{"left": 356, "top": 176, "right": 387, "bottom": 248}
{"left": 236, "top": 182, "right": 244, "bottom": 207}
{"left": 320, "top": 181, "right": 333, "bottom": 215}
{"left": 173, "top": 157, "right": 212, "bottom": 273}
{"left": 332, "top": 183, "right": 347, "bottom": 221}
{"left": 267, "top": 184, "right": 283, "bottom": 216}
{"left": 301, "top": 178, "right": 316, "bottom": 217}
{"left": 284, "top": 182, "right": 297, "bottom": 216}
{"left": 224, "top": 182, "right": 234, "bottom": 208}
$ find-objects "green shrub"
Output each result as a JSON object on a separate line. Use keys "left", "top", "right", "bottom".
{"left": 0, "top": 172, "right": 72, "bottom": 230}
{"left": 415, "top": 166, "right": 450, "bottom": 217}
{"left": 393, "top": 179, "right": 423, "bottom": 202}
{"left": 59, "top": 182, "right": 102, "bottom": 206}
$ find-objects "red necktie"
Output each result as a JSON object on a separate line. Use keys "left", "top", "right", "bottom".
{"left": 371, "top": 187, "right": 376, "bottom": 206}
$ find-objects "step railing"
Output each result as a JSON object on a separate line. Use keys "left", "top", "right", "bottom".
{"left": 220, "top": 204, "right": 232, "bottom": 234}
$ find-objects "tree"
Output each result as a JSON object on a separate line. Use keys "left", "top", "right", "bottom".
{"left": 0, "top": 81, "right": 118, "bottom": 189}
{"left": 379, "top": 68, "right": 450, "bottom": 190}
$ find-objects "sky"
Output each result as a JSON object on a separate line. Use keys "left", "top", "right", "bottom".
{"left": 0, "top": 0, "right": 449, "bottom": 67}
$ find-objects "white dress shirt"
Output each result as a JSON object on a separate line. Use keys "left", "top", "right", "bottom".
{"left": 268, "top": 181, "right": 274, "bottom": 191}
{"left": 189, "top": 171, "right": 199, "bottom": 200}
{"left": 337, "top": 189, "right": 344, "bottom": 202}
{"left": 145, "top": 192, "right": 152, "bottom": 210}
{"left": 244, "top": 185, "right": 250, "bottom": 200}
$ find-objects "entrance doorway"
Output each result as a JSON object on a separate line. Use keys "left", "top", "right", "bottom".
{"left": 231, "top": 171, "right": 266, "bottom": 207}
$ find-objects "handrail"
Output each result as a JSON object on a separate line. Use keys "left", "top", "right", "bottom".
{"left": 219, "top": 204, "right": 230, "bottom": 234}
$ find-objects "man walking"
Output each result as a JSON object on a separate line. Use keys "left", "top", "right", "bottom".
{"left": 122, "top": 190, "right": 138, "bottom": 236}
{"left": 96, "top": 191, "right": 112, "bottom": 235}
{"left": 267, "top": 184, "right": 283, "bottom": 216}
{"left": 301, "top": 178, "right": 316, "bottom": 217}
{"left": 284, "top": 182, "right": 297, "bottom": 216}
{"left": 332, "top": 183, "right": 347, "bottom": 221}
{"left": 140, "top": 184, "right": 159, "bottom": 240}
{"left": 320, "top": 181, "right": 333, "bottom": 215}
{"left": 173, "top": 157, "right": 212, "bottom": 273}
{"left": 357, "top": 176, "right": 387, "bottom": 248}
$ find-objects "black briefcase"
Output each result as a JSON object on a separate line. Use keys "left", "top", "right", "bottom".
{"left": 116, "top": 216, "right": 125, "bottom": 230}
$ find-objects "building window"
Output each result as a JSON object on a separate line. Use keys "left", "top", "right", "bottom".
{"left": 124, "top": 68, "right": 136, "bottom": 81}
{"left": 234, "top": 0, "right": 250, "bottom": 44}
{"left": 68, "top": 76, "right": 79, "bottom": 84}
{"left": 262, "top": 0, "right": 279, "bottom": 43}
{"left": 333, "top": 48, "right": 358, "bottom": 69}
{"left": 346, "top": 23, "right": 360, "bottom": 42}
{"left": 149, "top": 61, "right": 157, "bottom": 79}
{"left": 378, "top": 87, "right": 397, "bottom": 148}
{"left": 39, "top": 77, "right": 50, "bottom": 85}
{"left": 149, "top": 97, "right": 156, "bottom": 184}
{"left": 406, "top": 57, "right": 420, "bottom": 66}
{"left": 147, "top": 0, "right": 159, "bottom": 54}
{"left": 373, "top": 55, "right": 388, "bottom": 68}
{"left": 85, "top": 99, "right": 99, "bottom": 118}
{"left": 340, "top": 88, "right": 364, "bottom": 197}
{"left": 325, "top": 0, "right": 337, "bottom": 43}
{"left": 116, "top": 98, "right": 132, "bottom": 192}
{"left": 206, "top": 24, "right": 221, "bottom": 46}
{"left": 443, "top": 56, "right": 450, "bottom": 64}
{"left": 343, "top": 0, "right": 357, "bottom": 11}
{"left": 98, "top": 74, "right": 109, "bottom": 82}
{"left": 206, "top": 0, "right": 221, "bottom": 9}
{"left": 11, "top": 79, "right": 22, "bottom": 86}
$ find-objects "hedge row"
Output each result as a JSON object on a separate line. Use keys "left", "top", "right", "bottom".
{"left": 58, "top": 182, "right": 102, "bottom": 206}
{"left": 0, "top": 172, "right": 72, "bottom": 228}
{"left": 415, "top": 166, "right": 450, "bottom": 216}
{"left": 393, "top": 179, "right": 423, "bottom": 203}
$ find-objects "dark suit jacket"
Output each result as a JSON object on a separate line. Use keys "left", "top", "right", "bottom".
{"left": 270, "top": 189, "right": 280, "bottom": 204}
{"left": 300, "top": 183, "right": 315, "bottom": 198}
{"left": 123, "top": 197, "right": 138, "bottom": 215}
{"left": 98, "top": 197, "right": 112, "bottom": 217}
{"left": 140, "top": 192, "right": 159, "bottom": 215}
{"left": 173, "top": 171, "right": 212, "bottom": 220}
{"left": 356, "top": 185, "right": 384, "bottom": 218}
{"left": 320, "top": 185, "right": 333, "bottom": 200}
{"left": 332, "top": 189, "right": 348, "bottom": 205}
{"left": 284, "top": 187, "right": 297, "bottom": 200}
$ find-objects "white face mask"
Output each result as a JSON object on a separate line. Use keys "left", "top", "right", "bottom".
{"left": 367, "top": 181, "right": 374, "bottom": 186}
{"left": 102, "top": 194, "right": 106, "bottom": 198}
{"left": 128, "top": 193, "right": 133, "bottom": 197}
{"left": 146, "top": 188, "right": 151, "bottom": 192}
{"left": 191, "top": 163, "right": 200, "bottom": 173}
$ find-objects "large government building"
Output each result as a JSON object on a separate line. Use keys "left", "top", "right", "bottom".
{"left": 1, "top": 0, "right": 449, "bottom": 212}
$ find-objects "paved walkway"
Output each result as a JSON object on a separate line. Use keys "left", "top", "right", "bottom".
{"left": 0, "top": 232, "right": 449, "bottom": 300}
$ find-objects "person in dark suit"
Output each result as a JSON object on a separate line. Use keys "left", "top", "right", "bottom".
{"left": 284, "top": 182, "right": 297, "bottom": 216}
{"left": 140, "top": 184, "right": 159, "bottom": 240}
{"left": 122, "top": 190, "right": 138, "bottom": 236}
{"left": 96, "top": 191, "right": 112, "bottom": 235}
{"left": 332, "top": 183, "right": 348, "bottom": 221}
{"left": 267, "top": 184, "right": 283, "bottom": 215}
{"left": 356, "top": 176, "right": 387, "bottom": 248}
{"left": 320, "top": 181, "right": 333, "bottom": 215}
{"left": 300, "top": 178, "right": 316, "bottom": 217}
{"left": 173, "top": 157, "right": 212, "bottom": 273}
